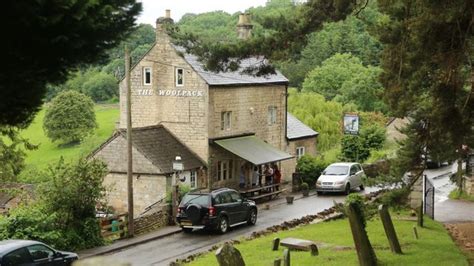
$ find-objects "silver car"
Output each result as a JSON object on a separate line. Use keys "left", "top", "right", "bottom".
{"left": 315, "top": 162, "right": 365, "bottom": 195}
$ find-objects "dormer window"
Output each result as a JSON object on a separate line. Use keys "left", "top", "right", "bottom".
{"left": 175, "top": 68, "right": 184, "bottom": 86}
{"left": 143, "top": 67, "right": 152, "bottom": 85}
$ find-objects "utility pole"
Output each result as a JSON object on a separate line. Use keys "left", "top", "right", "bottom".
{"left": 125, "top": 46, "right": 134, "bottom": 237}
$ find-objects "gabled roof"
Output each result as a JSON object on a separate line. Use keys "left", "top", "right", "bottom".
{"left": 174, "top": 45, "right": 289, "bottom": 86}
{"left": 286, "top": 112, "right": 319, "bottom": 140}
{"left": 91, "top": 125, "right": 206, "bottom": 174}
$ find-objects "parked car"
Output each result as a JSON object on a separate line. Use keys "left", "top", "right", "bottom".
{"left": 176, "top": 188, "right": 257, "bottom": 234}
{"left": 315, "top": 162, "right": 365, "bottom": 195}
{"left": 0, "top": 240, "right": 78, "bottom": 266}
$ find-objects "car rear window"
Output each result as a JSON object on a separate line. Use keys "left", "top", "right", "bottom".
{"left": 324, "top": 165, "right": 349, "bottom": 175}
{"left": 180, "top": 194, "right": 209, "bottom": 206}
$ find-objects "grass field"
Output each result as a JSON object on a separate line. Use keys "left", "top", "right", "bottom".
{"left": 19, "top": 104, "right": 119, "bottom": 180}
{"left": 187, "top": 215, "right": 468, "bottom": 266}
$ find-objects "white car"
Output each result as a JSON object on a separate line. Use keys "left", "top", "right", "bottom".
{"left": 315, "top": 162, "right": 365, "bottom": 195}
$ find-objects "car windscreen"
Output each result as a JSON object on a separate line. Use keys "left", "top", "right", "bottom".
{"left": 323, "top": 165, "right": 349, "bottom": 175}
{"left": 180, "top": 194, "right": 209, "bottom": 206}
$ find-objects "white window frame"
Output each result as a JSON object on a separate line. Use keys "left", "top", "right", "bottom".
{"left": 175, "top": 68, "right": 184, "bottom": 87}
{"left": 143, "top": 67, "right": 152, "bottom": 86}
{"left": 190, "top": 171, "right": 196, "bottom": 188}
{"left": 217, "top": 160, "right": 233, "bottom": 181}
{"left": 268, "top": 106, "right": 277, "bottom": 125}
{"left": 296, "top": 146, "right": 305, "bottom": 159}
{"left": 221, "top": 111, "right": 232, "bottom": 130}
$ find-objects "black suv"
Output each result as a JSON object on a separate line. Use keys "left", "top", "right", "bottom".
{"left": 176, "top": 188, "right": 257, "bottom": 234}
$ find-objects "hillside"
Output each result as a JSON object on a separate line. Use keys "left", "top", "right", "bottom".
{"left": 20, "top": 104, "right": 119, "bottom": 175}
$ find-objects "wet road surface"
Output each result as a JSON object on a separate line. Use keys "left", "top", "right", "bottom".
{"left": 106, "top": 187, "right": 377, "bottom": 265}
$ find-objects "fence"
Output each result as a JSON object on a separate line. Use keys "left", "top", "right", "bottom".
{"left": 99, "top": 213, "right": 129, "bottom": 240}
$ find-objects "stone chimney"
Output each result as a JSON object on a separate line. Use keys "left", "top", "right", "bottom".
{"left": 156, "top": 9, "right": 174, "bottom": 42}
{"left": 237, "top": 13, "right": 253, "bottom": 40}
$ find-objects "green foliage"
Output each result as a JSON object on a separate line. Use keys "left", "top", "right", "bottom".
{"left": 345, "top": 193, "right": 367, "bottom": 228}
{"left": 279, "top": 5, "right": 382, "bottom": 87}
{"left": 1, "top": 0, "right": 141, "bottom": 127}
{"left": 43, "top": 91, "right": 97, "bottom": 144}
{"left": 0, "top": 158, "right": 108, "bottom": 251}
{"left": 288, "top": 89, "right": 343, "bottom": 151}
{"left": 0, "top": 127, "right": 36, "bottom": 182}
{"left": 166, "top": 184, "right": 192, "bottom": 204}
{"left": 376, "top": 188, "right": 410, "bottom": 209}
{"left": 301, "top": 53, "right": 387, "bottom": 112}
{"left": 341, "top": 124, "right": 387, "bottom": 162}
{"left": 296, "top": 155, "right": 330, "bottom": 185}
{"left": 377, "top": 0, "right": 474, "bottom": 172}
{"left": 300, "top": 182, "right": 309, "bottom": 191}
{"left": 302, "top": 53, "right": 365, "bottom": 100}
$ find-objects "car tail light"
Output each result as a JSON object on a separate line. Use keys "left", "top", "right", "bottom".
{"left": 208, "top": 206, "right": 216, "bottom": 217}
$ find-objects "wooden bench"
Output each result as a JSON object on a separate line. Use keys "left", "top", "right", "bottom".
{"left": 248, "top": 189, "right": 286, "bottom": 201}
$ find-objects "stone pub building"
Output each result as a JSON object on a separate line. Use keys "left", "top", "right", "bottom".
{"left": 92, "top": 11, "right": 318, "bottom": 215}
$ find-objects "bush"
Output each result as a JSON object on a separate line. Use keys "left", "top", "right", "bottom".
{"left": 340, "top": 123, "right": 386, "bottom": 162}
{"left": 0, "top": 158, "right": 108, "bottom": 251}
{"left": 43, "top": 90, "right": 97, "bottom": 144}
{"left": 296, "top": 155, "right": 329, "bottom": 185}
{"left": 300, "top": 182, "right": 309, "bottom": 191}
{"left": 377, "top": 188, "right": 410, "bottom": 209}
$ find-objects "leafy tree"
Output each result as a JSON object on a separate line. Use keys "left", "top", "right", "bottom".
{"left": 302, "top": 53, "right": 365, "bottom": 100}
{"left": 377, "top": 0, "right": 474, "bottom": 181}
{"left": 81, "top": 72, "right": 118, "bottom": 102}
{"left": 43, "top": 91, "right": 97, "bottom": 144}
{"left": 280, "top": 8, "right": 382, "bottom": 87}
{"left": 0, "top": 127, "right": 36, "bottom": 182}
{"left": 0, "top": 158, "right": 108, "bottom": 251}
{"left": 288, "top": 89, "right": 343, "bottom": 151}
{"left": 296, "top": 155, "right": 330, "bottom": 185}
{"left": 340, "top": 123, "right": 386, "bottom": 162}
{"left": 1, "top": 0, "right": 141, "bottom": 127}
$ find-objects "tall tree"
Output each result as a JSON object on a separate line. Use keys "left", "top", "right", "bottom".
{"left": 0, "top": 0, "right": 141, "bottom": 127}
{"left": 377, "top": 0, "right": 474, "bottom": 173}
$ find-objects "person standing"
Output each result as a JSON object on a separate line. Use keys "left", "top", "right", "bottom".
{"left": 273, "top": 164, "right": 281, "bottom": 191}
{"left": 252, "top": 166, "right": 260, "bottom": 187}
{"left": 264, "top": 164, "right": 274, "bottom": 185}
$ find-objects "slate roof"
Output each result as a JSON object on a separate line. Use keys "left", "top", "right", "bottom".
{"left": 91, "top": 125, "right": 205, "bottom": 174}
{"left": 122, "top": 126, "right": 205, "bottom": 173}
{"left": 286, "top": 112, "right": 319, "bottom": 140}
{"left": 174, "top": 45, "right": 289, "bottom": 86}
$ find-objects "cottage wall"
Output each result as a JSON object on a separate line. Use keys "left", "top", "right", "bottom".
{"left": 103, "top": 173, "right": 169, "bottom": 216}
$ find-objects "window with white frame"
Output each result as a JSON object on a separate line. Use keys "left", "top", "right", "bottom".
{"left": 296, "top": 146, "right": 305, "bottom": 159}
{"left": 143, "top": 67, "right": 152, "bottom": 85}
{"left": 190, "top": 171, "right": 196, "bottom": 188}
{"left": 175, "top": 68, "right": 184, "bottom": 86}
{"left": 217, "top": 160, "right": 233, "bottom": 180}
{"left": 221, "top": 111, "right": 232, "bottom": 130}
{"left": 268, "top": 106, "right": 277, "bottom": 125}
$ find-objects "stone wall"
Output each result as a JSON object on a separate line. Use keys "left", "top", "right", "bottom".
{"left": 464, "top": 175, "right": 474, "bottom": 195}
{"left": 409, "top": 175, "right": 423, "bottom": 209}
{"left": 103, "top": 173, "right": 169, "bottom": 217}
{"left": 134, "top": 204, "right": 170, "bottom": 235}
{"left": 208, "top": 85, "right": 286, "bottom": 150}
{"left": 119, "top": 28, "right": 209, "bottom": 162}
{"left": 362, "top": 160, "right": 390, "bottom": 178}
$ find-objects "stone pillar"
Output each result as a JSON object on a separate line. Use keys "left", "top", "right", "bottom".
{"left": 237, "top": 13, "right": 253, "bottom": 40}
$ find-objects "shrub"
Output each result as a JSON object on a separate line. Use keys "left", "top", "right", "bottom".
{"left": 300, "top": 182, "right": 309, "bottom": 191}
{"left": 43, "top": 90, "right": 97, "bottom": 144}
{"left": 377, "top": 188, "right": 410, "bottom": 209}
{"left": 296, "top": 155, "right": 329, "bottom": 185}
{"left": 0, "top": 158, "right": 108, "bottom": 251}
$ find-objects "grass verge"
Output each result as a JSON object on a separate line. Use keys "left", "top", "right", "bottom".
{"left": 449, "top": 189, "right": 474, "bottom": 202}
{"left": 186, "top": 216, "right": 468, "bottom": 266}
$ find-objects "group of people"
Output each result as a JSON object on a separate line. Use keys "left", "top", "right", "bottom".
{"left": 240, "top": 163, "right": 281, "bottom": 190}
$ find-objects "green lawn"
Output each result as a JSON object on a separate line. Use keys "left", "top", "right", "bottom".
{"left": 449, "top": 189, "right": 474, "bottom": 202}
{"left": 187, "top": 216, "right": 468, "bottom": 266}
{"left": 19, "top": 104, "right": 119, "bottom": 180}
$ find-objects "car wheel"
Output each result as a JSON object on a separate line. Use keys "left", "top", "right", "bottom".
{"left": 182, "top": 227, "right": 193, "bottom": 233}
{"left": 359, "top": 184, "right": 365, "bottom": 191}
{"left": 217, "top": 216, "right": 229, "bottom": 234}
{"left": 247, "top": 208, "right": 257, "bottom": 225}
{"left": 344, "top": 183, "right": 351, "bottom": 195}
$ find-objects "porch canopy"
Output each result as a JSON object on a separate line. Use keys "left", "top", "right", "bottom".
{"left": 214, "top": 136, "right": 293, "bottom": 165}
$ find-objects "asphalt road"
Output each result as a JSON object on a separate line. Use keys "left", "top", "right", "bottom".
{"left": 106, "top": 187, "right": 378, "bottom": 265}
